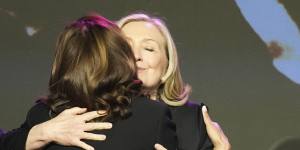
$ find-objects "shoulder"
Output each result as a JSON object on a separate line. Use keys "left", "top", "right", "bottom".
{"left": 168, "top": 100, "right": 207, "bottom": 129}
{"left": 133, "top": 97, "right": 178, "bottom": 150}
{"left": 183, "top": 100, "right": 205, "bottom": 109}
{"left": 168, "top": 100, "right": 213, "bottom": 150}
{"left": 169, "top": 100, "right": 205, "bottom": 116}
{"left": 133, "top": 96, "right": 168, "bottom": 107}
{"left": 0, "top": 123, "right": 30, "bottom": 150}
{"left": 0, "top": 100, "right": 50, "bottom": 150}
{"left": 132, "top": 96, "right": 171, "bottom": 115}
{"left": 167, "top": 99, "right": 208, "bottom": 128}
{"left": 26, "top": 100, "right": 51, "bottom": 127}
{"left": 131, "top": 96, "right": 174, "bottom": 130}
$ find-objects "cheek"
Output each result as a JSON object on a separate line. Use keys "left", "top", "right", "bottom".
{"left": 144, "top": 53, "right": 167, "bottom": 71}
{"left": 137, "top": 64, "right": 163, "bottom": 88}
{"left": 139, "top": 51, "right": 168, "bottom": 87}
{"left": 145, "top": 57, "right": 168, "bottom": 82}
{"left": 152, "top": 55, "right": 168, "bottom": 76}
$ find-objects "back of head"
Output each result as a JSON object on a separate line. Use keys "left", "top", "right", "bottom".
{"left": 48, "top": 14, "right": 140, "bottom": 121}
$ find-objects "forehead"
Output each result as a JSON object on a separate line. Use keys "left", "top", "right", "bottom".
{"left": 121, "top": 21, "right": 166, "bottom": 45}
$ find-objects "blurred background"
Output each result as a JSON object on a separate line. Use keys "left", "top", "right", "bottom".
{"left": 0, "top": 0, "right": 299, "bottom": 149}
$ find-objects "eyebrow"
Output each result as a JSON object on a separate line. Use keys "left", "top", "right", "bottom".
{"left": 141, "top": 38, "right": 160, "bottom": 45}
{"left": 125, "top": 36, "right": 161, "bottom": 46}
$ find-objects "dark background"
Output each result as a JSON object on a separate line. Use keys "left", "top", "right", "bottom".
{"left": 0, "top": 0, "right": 299, "bottom": 149}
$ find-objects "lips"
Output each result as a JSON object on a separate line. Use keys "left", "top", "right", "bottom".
{"left": 137, "top": 67, "right": 146, "bottom": 73}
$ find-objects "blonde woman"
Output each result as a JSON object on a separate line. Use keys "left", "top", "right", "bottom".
{"left": 117, "top": 13, "right": 229, "bottom": 150}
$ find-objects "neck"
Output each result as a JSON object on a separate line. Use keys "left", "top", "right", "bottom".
{"left": 149, "top": 92, "right": 158, "bottom": 100}
{"left": 143, "top": 89, "right": 159, "bottom": 101}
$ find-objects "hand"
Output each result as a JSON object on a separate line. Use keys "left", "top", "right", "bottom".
{"left": 202, "top": 106, "right": 231, "bottom": 150}
{"left": 154, "top": 143, "right": 167, "bottom": 150}
{"left": 26, "top": 107, "right": 112, "bottom": 150}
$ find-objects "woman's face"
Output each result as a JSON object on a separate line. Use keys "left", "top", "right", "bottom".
{"left": 121, "top": 21, "right": 168, "bottom": 92}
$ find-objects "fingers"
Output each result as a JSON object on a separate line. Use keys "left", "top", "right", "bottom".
{"left": 202, "top": 105, "right": 222, "bottom": 137}
{"left": 154, "top": 144, "right": 167, "bottom": 150}
{"left": 212, "top": 122, "right": 221, "bottom": 131}
{"left": 202, "top": 106, "right": 231, "bottom": 150}
{"left": 81, "top": 132, "right": 106, "bottom": 141}
{"left": 74, "top": 140, "right": 95, "bottom": 150}
{"left": 202, "top": 106, "right": 213, "bottom": 125}
{"left": 80, "top": 111, "right": 106, "bottom": 121}
{"left": 202, "top": 106, "right": 224, "bottom": 135}
{"left": 63, "top": 107, "right": 87, "bottom": 115}
{"left": 84, "top": 122, "right": 112, "bottom": 131}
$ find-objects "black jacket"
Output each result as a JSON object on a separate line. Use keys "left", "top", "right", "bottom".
{"left": 1, "top": 96, "right": 178, "bottom": 150}
{"left": 0, "top": 99, "right": 213, "bottom": 150}
{"left": 170, "top": 101, "right": 213, "bottom": 150}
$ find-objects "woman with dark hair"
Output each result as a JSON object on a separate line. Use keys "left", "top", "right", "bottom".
{"left": 1, "top": 14, "right": 177, "bottom": 150}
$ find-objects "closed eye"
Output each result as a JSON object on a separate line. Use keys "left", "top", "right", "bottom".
{"left": 144, "top": 48, "right": 154, "bottom": 52}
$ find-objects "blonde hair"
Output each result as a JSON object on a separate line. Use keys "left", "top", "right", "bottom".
{"left": 117, "top": 13, "right": 191, "bottom": 106}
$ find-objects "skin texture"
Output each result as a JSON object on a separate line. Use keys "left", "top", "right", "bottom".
{"left": 26, "top": 107, "right": 112, "bottom": 150}
{"left": 121, "top": 21, "right": 168, "bottom": 97}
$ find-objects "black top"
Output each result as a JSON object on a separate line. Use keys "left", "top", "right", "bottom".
{"left": 0, "top": 123, "right": 29, "bottom": 150}
{"left": 29, "top": 96, "right": 178, "bottom": 150}
{"left": 0, "top": 99, "right": 213, "bottom": 150}
{"left": 170, "top": 101, "right": 213, "bottom": 150}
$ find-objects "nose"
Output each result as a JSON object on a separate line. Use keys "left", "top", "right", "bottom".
{"left": 136, "top": 57, "right": 142, "bottom": 61}
{"left": 132, "top": 46, "right": 143, "bottom": 62}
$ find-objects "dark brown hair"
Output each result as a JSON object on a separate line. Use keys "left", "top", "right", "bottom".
{"left": 47, "top": 15, "right": 140, "bottom": 121}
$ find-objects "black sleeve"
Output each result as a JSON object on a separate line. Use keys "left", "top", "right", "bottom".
{"left": 155, "top": 106, "right": 178, "bottom": 150}
{"left": 0, "top": 102, "right": 50, "bottom": 150}
{"left": 197, "top": 104, "right": 214, "bottom": 150}
{"left": 44, "top": 144, "right": 81, "bottom": 150}
{"left": 0, "top": 122, "right": 31, "bottom": 150}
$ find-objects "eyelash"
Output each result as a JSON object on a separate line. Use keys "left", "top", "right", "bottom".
{"left": 144, "top": 48, "right": 154, "bottom": 52}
